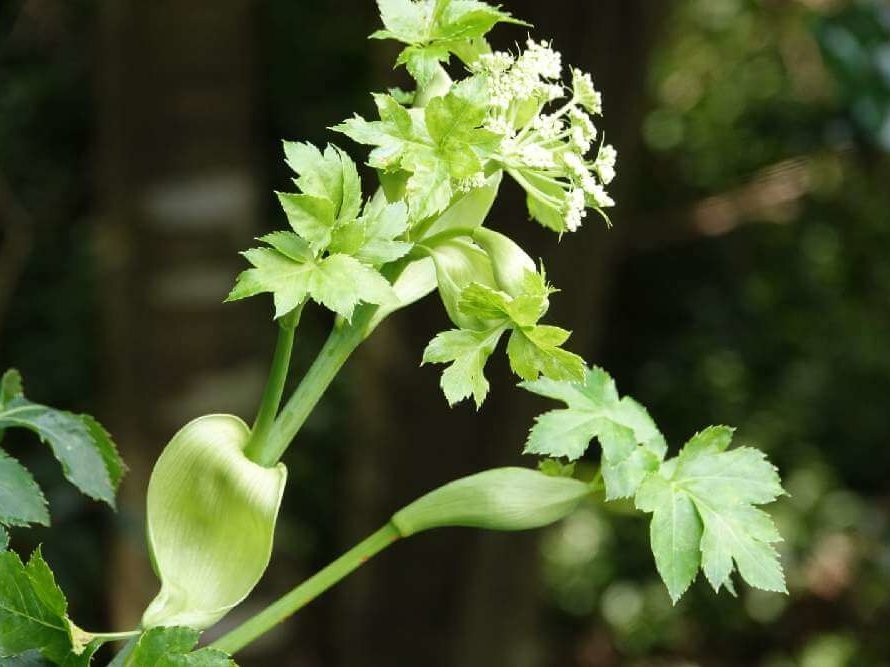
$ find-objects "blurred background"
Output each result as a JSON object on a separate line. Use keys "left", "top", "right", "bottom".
{"left": 1, "top": 0, "right": 889, "bottom": 665}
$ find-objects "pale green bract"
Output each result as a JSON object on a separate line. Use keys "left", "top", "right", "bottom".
{"left": 142, "top": 415, "right": 287, "bottom": 630}
{"left": 636, "top": 426, "right": 787, "bottom": 602}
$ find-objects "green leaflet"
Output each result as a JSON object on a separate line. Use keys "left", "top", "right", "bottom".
{"left": 0, "top": 370, "right": 124, "bottom": 543}
{"left": 0, "top": 549, "right": 95, "bottom": 664}
{"left": 331, "top": 191, "right": 412, "bottom": 265}
{"left": 227, "top": 234, "right": 396, "bottom": 321}
{"left": 506, "top": 325, "right": 586, "bottom": 383}
{"left": 124, "top": 628, "right": 234, "bottom": 667}
{"left": 371, "top": 0, "right": 526, "bottom": 85}
{"left": 422, "top": 326, "right": 506, "bottom": 407}
{"left": 636, "top": 426, "right": 787, "bottom": 602}
{"left": 471, "top": 227, "right": 537, "bottom": 298}
{"left": 229, "top": 143, "right": 406, "bottom": 320}
{"left": 142, "top": 415, "right": 286, "bottom": 630}
{"left": 283, "top": 142, "right": 361, "bottom": 226}
{"left": 521, "top": 366, "right": 667, "bottom": 499}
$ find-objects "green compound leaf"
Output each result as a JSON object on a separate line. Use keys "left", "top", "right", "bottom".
{"left": 636, "top": 426, "right": 787, "bottom": 602}
{"left": 125, "top": 627, "right": 234, "bottom": 667}
{"left": 372, "top": 0, "right": 527, "bottom": 84}
{"left": 422, "top": 326, "right": 506, "bottom": 408}
{"left": 227, "top": 235, "right": 396, "bottom": 321}
{"left": 0, "top": 548, "right": 95, "bottom": 664}
{"left": 521, "top": 366, "right": 667, "bottom": 499}
{"left": 230, "top": 143, "right": 408, "bottom": 320}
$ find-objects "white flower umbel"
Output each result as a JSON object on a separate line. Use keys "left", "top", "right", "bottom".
{"left": 473, "top": 39, "right": 616, "bottom": 233}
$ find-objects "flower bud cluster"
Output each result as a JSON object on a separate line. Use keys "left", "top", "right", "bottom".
{"left": 471, "top": 39, "right": 617, "bottom": 232}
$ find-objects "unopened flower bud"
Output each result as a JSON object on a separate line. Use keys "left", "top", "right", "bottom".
{"left": 472, "top": 227, "right": 537, "bottom": 298}
{"left": 391, "top": 467, "right": 589, "bottom": 536}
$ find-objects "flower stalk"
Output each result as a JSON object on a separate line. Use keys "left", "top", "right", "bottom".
{"left": 211, "top": 523, "right": 401, "bottom": 654}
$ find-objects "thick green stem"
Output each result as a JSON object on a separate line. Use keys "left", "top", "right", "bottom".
{"left": 243, "top": 305, "right": 302, "bottom": 463}
{"left": 249, "top": 305, "right": 373, "bottom": 467}
{"left": 211, "top": 522, "right": 401, "bottom": 654}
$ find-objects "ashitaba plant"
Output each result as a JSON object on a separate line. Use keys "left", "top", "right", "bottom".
{"left": 0, "top": 1, "right": 787, "bottom": 664}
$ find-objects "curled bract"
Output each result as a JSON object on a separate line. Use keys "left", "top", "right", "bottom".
{"left": 472, "top": 227, "right": 537, "bottom": 298}
{"left": 427, "top": 238, "right": 498, "bottom": 330}
{"left": 391, "top": 467, "right": 589, "bottom": 536}
{"left": 142, "top": 414, "right": 287, "bottom": 630}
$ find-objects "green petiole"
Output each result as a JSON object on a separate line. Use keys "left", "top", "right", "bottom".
{"left": 211, "top": 522, "right": 401, "bottom": 654}
{"left": 243, "top": 303, "right": 303, "bottom": 463}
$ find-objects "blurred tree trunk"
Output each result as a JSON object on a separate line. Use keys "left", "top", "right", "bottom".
{"left": 95, "top": 0, "right": 266, "bottom": 628}
{"left": 334, "top": 2, "right": 673, "bottom": 666}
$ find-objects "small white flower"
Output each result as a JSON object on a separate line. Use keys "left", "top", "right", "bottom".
{"left": 518, "top": 144, "right": 555, "bottom": 168}
{"left": 581, "top": 174, "right": 599, "bottom": 194}
{"left": 587, "top": 183, "right": 615, "bottom": 208}
{"left": 500, "top": 134, "right": 520, "bottom": 157}
{"left": 596, "top": 163, "right": 616, "bottom": 185}
{"left": 570, "top": 126, "right": 591, "bottom": 153}
{"left": 522, "top": 39, "right": 563, "bottom": 80}
{"left": 475, "top": 51, "right": 515, "bottom": 74}
{"left": 572, "top": 68, "right": 602, "bottom": 114}
{"left": 563, "top": 188, "right": 587, "bottom": 232}
{"left": 544, "top": 83, "right": 564, "bottom": 102}
{"left": 561, "top": 151, "right": 588, "bottom": 180}
{"left": 569, "top": 108, "right": 597, "bottom": 140}
{"left": 532, "top": 113, "right": 564, "bottom": 140}
{"left": 485, "top": 115, "right": 515, "bottom": 136}
{"left": 595, "top": 144, "right": 617, "bottom": 185}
